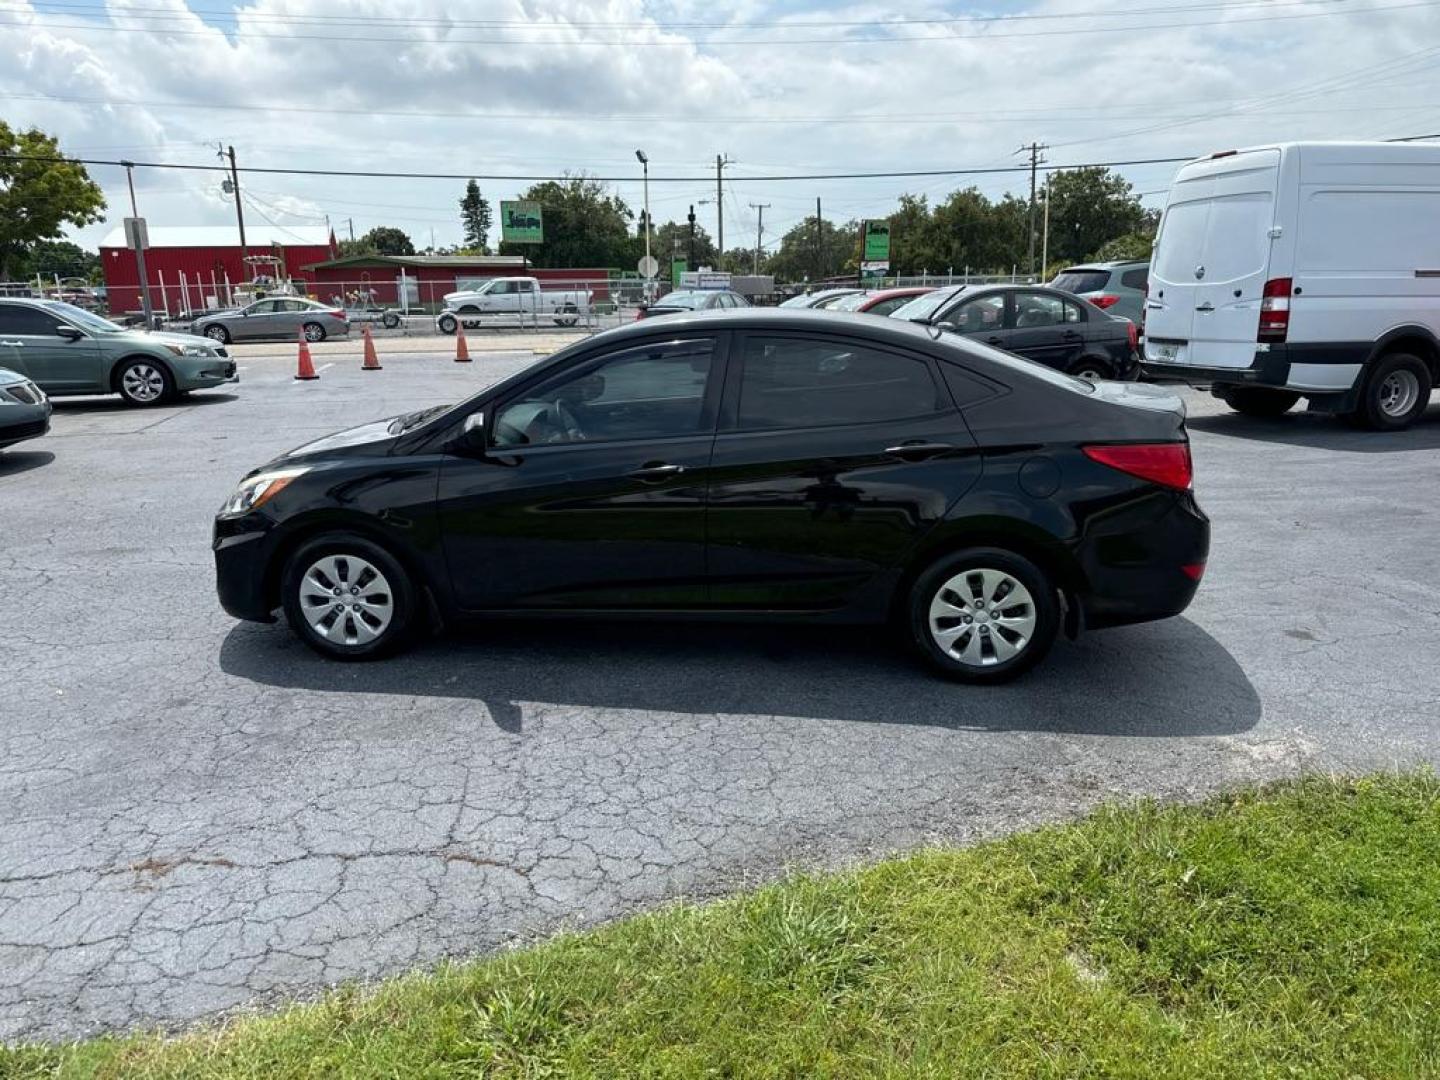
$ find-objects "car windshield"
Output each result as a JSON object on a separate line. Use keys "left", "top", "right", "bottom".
{"left": 1050, "top": 270, "right": 1112, "bottom": 294}
{"left": 41, "top": 301, "right": 125, "bottom": 333}
{"left": 828, "top": 292, "right": 872, "bottom": 312}
{"left": 654, "top": 292, "right": 708, "bottom": 309}
{"left": 890, "top": 287, "right": 963, "bottom": 322}
{"left": 809, "top": 291, "right": 860, "bottom": 309}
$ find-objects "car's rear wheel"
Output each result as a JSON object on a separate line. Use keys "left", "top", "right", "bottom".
{"left": 557, "top": 303, "right": 579, "bottom": 327}
{"left": 381, "top": 311, "right": 401, "bottom": 329}
{"left": 1353, "top": 353, "right": 1432, "bottom": 431}
{"left": 908, "top": 548, "right": 1060, "bottom": 683}
{"left": 437, "top": 313, "right": 458, "bottom": 335}
{"left": 302, "top": 321, "right": 327, "bottom": 343}
{"left": 202, "top": 324, "right": 230, "bottom": 344}
{"left": 1068, "top": 357, "right": 1113, "bottom": 381}
{"left": 115, "top": 358, "right": 174, "bottom": 406}
{"left": 1220, "top": 386, "right": 1301, "bottom": 417}
{"left": 281, "top": 533, "right": 417, "bottom": 660}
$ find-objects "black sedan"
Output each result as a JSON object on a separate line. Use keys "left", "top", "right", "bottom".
{"left": 214, "top": 309, "right": 1207, "bottom": 683}
{"left": 637, "top": 289, "right": 750, "bottom": 319}
{"left": 891, "top": 284, "right": 1139, "bottom": 381}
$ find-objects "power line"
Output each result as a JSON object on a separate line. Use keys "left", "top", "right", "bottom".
{"left": 2, "top": 0, "right": 1434, "bottom": 46}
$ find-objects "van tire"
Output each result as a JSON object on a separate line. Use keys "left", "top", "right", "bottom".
{"left": 1354, "top": 352, "right": 1432, "bottom": 431}
{"left": 1220, "top": 387, "right": 1301, "bottom": 417}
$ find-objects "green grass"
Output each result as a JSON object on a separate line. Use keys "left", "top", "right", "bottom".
{"left": 7, "top": 773, "right": 1440, "bottom": 1078}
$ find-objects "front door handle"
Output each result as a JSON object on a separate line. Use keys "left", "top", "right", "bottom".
{"left": 628, "top": 462, "right": 685, "bottom": 481}
{"left": 0, "top": 340, "right": 23, "bottom": 347}
{"left": 884, "top": 441, "right": 955, "bottom": 460}
{"left": 985, "top": 336, "right": 1004, "bottom": 345}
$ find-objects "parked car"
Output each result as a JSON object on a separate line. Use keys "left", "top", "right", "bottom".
{"left": 195, "top": 298, "right": 349, "bottom": 345}
{"left": 1143, "top": 141, "right": 1440, "bottom": 430}
{"left": 0, "top": 367, "right": 51, "bottom": 449}
{"left": 635, "top": 290, "right": 750, "bottom": 319}
{"left": 0, "top": 298, "right": 237, "bottom": 406}
{"left": 891, "top": 284, "right": 1139, "bottom": 380}
{"left": 213, "top": 308, "right": 1207, "bottom": 683}
{"left": 1050, "top": 261, "right": 1149, "bottom": 330}
{"left": 438, "top": 277, "right": 591, "bottom": 331}
{"left": 828, "top": 287, "right": 936, "bottom": 317}
{"left": 778, "top": 287, "right": 864, "bottom": 309}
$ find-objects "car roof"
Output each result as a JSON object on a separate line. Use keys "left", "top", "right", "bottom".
{"left": 866, "top": 286, "right": 934, "bottom": 299}
{"left": 1058, "top": 261, "right": 1149, "bottom": 272}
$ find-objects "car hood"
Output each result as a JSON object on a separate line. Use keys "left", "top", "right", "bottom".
{"left": 114, "top": 329, "right": 224, "bottom": 350}
{"left": 280, "top": 418, "right": 401, "bottom": 462}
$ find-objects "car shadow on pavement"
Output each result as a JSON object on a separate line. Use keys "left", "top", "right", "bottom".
{"left": 219, "top": 615, "right": 1260, "bottom": 738}
{"left": 0, "top": 449, "right": 55, "bottom": 476}
{"left": 50, "top": 393, "right": 239, "bottom": 414}
{"left": 1187, "top": 403, "right": 1440, "bottom": 453}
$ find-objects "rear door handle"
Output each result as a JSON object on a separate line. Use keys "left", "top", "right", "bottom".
{"left": 985, "top": 336, "right": 1004, "bottom": 345}
{"left": 0, "top": 340, "right": 23, "bottom": 347}
{"left": 884, "top": 441, "right": 955, "bottom": 460}
{"left": 628, "top": 462, "right": 685, "bottom": 481}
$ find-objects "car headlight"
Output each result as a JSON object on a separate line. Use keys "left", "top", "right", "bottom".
{"left": 220, "top": 466, "right": 308, "bottom": 515}
{"left": 165, "top": 344, "right": 214, "bottom": 357}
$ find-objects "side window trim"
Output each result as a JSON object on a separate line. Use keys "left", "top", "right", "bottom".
{"left": 722, "top": 331, "right": 953, "bottom": 434}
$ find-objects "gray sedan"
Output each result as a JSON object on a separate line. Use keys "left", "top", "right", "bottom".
{"left": 194, "top": 298, "right": 350, "bottom": 345}
{"left": 0, "top": 366, "right": 51, "bottom": 449}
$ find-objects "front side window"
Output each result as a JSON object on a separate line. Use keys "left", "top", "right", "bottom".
{"left": 0, "top": 305, "right": 63, "bottom": 335}
{"left": 246, "top": 300, "right": 280, "bottom": 315}
{"left": 944, "top": 294, "right": 1006, "bottom": 334}
{"left": 490, "top": 281, "right": 513, "bottom": 295}
{"left": 493, "top": 338, "right": 715, "bottom": 448}
{"left": 737, "top": 336, "right": 943, "bottom": 430}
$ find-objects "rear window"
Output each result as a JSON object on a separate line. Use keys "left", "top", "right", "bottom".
{"left": 891, "top": 287, "right": 963, "bottom": 322}
{"left": 829, "top": 292, "right": 871, "bottom": 312}
{"left": 1050, "top": 270, "right": 1111, "bottom": 294}
{"left": 655, "top": 292, "right": 707, "bottom": 309}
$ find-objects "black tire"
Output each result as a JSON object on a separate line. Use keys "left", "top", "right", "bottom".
{"left": 1068, "top": 356, "right": 1113, "bottom": 381}
{"left": 907, "top": 548, "right": 1060, "bottom": 684}
{"left": 1352, "top": 352, "right": 1432, "bottom": 431}
{"left": 280, "top": 533, "right": 417, "bottom": 661}
{"left": 202, "top": 324, "right": 231, "bottom": 345}
{"left": 302, "top": 321, "right": 327, "bottom": 343}
{"left": 437, "top": 313, "right": 458, "bottom": 335}
{"left": 1220, "top": 386, "right": 1301, "bottom": 418}
{"left": 114, "top": 356, "right": 175, "bottom": 407}
{"left": 381, "top": 312, "right": 401, "bottom": 330}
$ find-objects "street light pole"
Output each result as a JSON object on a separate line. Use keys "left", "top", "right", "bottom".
{"left": 119, "top": 160, "right": 154, "bottom": 328}
{"left": 636, "top": 150, "right": 651, "bottom": 284}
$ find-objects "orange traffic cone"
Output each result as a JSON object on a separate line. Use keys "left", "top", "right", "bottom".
{"left": 455, "top": 330, "right": 471, "bottom": 363}
{"left": 294, "top": 328, "right": 319, "bottom": 381}
{"left": 361, "top": 324, "right": 382, "bottom": 371}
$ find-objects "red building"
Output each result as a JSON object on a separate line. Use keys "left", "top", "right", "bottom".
{"left": 299, "top": 254, "right": 618, "bottom": 309}
{"left": 99, "top": 224, "right": 336, "bottom": 315}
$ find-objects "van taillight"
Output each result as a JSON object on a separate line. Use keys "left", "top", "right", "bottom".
{"left": 1091, "top": 294, "right": 1121, "bottom": 309}
{"left": 1258, "top": 277, "right": 1292, "bottom": 343}
{"left": 1127, "top": 320, "right": 1138, "bottom": 349}
{"left": 1082, "top": 442, "right": 1193, "bottom": 491}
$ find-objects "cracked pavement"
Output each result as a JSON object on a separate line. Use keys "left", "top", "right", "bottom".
{"left": 2, "top": 345, "right": 1439, "bottom": 1042}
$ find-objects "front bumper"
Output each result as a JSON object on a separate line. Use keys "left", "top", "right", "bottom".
{"left": 174, "top": 357, "right": 239, "bottom": 391}
{"left": 0, "top": 403, "right": 52, "bottom": 448}
{"left": 213, "top": 515, "right": 278, "bottom": 621}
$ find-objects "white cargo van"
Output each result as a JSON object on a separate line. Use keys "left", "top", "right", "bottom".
{"left": 1142, "top": 142, "right": 1440, "bottom": 430}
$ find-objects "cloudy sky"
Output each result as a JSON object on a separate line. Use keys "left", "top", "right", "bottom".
{"left": 4, "top": 0, "right": 1440, "bottom": 259}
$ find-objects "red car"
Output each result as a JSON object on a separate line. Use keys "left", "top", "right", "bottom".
{"left": 828, "top": 287, "right": 935, "bottom": 316}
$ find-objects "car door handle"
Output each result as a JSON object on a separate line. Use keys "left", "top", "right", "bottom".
{"left": 1195, "top": 302, "right": 1215, "bottom": 312}
{"left": 0, "top": 340, "right": 23, "bottom": 347}
{"left": 628, "top": 462, "right": 685, "bottom": 481}
{"left": 985, "top": 336, "right": 1004, "bottom": 345}
{"left": 1062, "top": 330, "right": 1080, "bottom": 340}
{"left": 884, "top": 441, "right": 955, "bottom": 460}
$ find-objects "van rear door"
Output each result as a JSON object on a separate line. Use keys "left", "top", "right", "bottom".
{"left": 1146, "top": 149, "right": 1281, "bottom": 370}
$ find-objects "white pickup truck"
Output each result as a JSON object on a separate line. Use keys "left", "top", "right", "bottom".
{"left": 437, "top": 276, "right": 591, "bottom": 332}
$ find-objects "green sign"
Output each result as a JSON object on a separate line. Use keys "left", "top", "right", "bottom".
{"left": 863, "top": 220, "right": 891, "bottom": 262}
{"left": 501, "top": 200, "right": 544, "bottom": 244}
{"left": 671, "top": 258, "right": 687, "bottom": 287}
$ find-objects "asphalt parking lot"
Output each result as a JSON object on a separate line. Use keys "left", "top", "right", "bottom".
{"left": 3, "top": 342, "right": 1439, "bottom": 1042}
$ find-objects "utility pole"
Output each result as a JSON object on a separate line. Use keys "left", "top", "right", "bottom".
{"left": 687, "top": 204, "right": 696, "bottom": 267}
{"left": 1041, "top": 172, "right": 1051, "bottom": 277}
{"left": 715, "top": 154, "right": 730, "bottom": 255}
{"left": 347, "top": 217, "right": 355, "bottom": 242}
{"left": 815, "top": 196, "right": 823, "bottom": 281}
{"left": 119, "top": 161, "right": 153, "bottom": 328}
{"left": 1015, "top": 142, "right": 1047, "bottom": 279}
{"left": 225, "top": 145, "right": 247, "bottom": 256}
{"left": 748, "top": 202, "right": 769, "bottom": 275}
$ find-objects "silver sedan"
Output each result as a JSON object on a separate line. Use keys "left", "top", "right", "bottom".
{"left": 195, "top": 298, "right": 350, "bottom": 345}
{"left": 0, "top": 367, "right": 51, "bottom": 449}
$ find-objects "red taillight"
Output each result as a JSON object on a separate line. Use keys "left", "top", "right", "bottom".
{"left": 1181, "top": 562, "right": 1206, "bottom": 581}
{"left": 1090, "top": 294, "right": 1121, "bottom": 309}
{"left": 1258, "top": 277, "right": 1291, "bottom": 343}
{"left": 1082, "top": 442, "right": 1193, "bottom": 491}
{"left": 635, "top": 308, "right": 645, "bottom": 321}
{"left": 1126, "top": 320, "right": 1138, "bottom": 349}
{"left": 329, "top": 309, "right": 345, "bottom": 320}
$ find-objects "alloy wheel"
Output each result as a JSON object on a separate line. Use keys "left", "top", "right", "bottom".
{"left": 303, "top": 323, "right": 326, "bottom": 342}
{"left": 298, "top": 554, "right": 394, "bottom": 647}
{"left": 204, "top": 325, "right": 228, "bottom": 343}
{"left": 928, "top": 567, "right": 1038, "bottom": 667}
{"left": 121, "top": 363, "right": 166, "bottom": 403}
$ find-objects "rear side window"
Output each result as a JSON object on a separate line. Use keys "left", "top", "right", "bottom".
{"left": 1120, "top": 268, "right": 1148, "bottom": 290}
{"left": 0, "top": 305, "right": 63, "bottom": 335}
{"left": 738, "top": 336, "right": 944, "bottom": 430}
{"left": 1051, "top": 270, "right": 1110, "bottom": 294}
{"left": 1014, "top": 293, "right": 1081, "bottom": 328}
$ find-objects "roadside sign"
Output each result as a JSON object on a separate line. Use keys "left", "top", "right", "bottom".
{"left": 638, "top": 254, "right": 660, "bottom": 279}
{"left": 862, "top": 220, "right": 891, "bottom": 263}
{"left": 500, "top": 201, "right": 543, "bottom": 244}
{"left": 123, "top": 217, "right": 149, "bottom": 250}
{"left": 861, "top": 260, "right": 889, "bottom": 280}
{"left": 696, "top": 271, "right": 730, "bottom": 290}
{"left": 671, "top": 258, "right": 687, "bottom": 286}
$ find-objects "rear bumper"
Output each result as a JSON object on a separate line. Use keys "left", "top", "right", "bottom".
{"left": 1141, "top": 342, "right": 1365, "bottom": 394}
{"left": 1075, "top": 492, "right": 1210, "bottom": 631}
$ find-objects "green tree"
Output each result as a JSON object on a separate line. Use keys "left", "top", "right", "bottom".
{"left": 459, "top": 179, "right": 492, "bottom": 254}
{"left": 0, "top": 122, "right": 106, "bottom": 280}
{"left": 766, "top": 216, "right": 859, "bottom": 283}
{"left": 497, "top": 174, "right": 634, "bottom": 269}
{"left": 337, "top": 226, "right": 415, "bottom": 257}
{"left": 1092, "top": 232, "right": 1155, "bottom": 262}
{"left": 654, "top": 219, "right": 717, "bottom": 269}
{"left": 13, "top": 239, "right": 100, "bottom": 283}
{"left": 1044, "top": 168, "right": 1146, "bottom": 266}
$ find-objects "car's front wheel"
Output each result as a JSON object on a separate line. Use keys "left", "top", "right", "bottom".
{"left": 437, "top": 313, "right": 458, "bottom": 335}
{"left": 908, "top": 548, "right": 1060, "bottom": 683}
{"left": 280, "top": 534, "right": 417, "bottom": 660}
{"left": 115, "top": 357, "right": 174, "bottom": 406}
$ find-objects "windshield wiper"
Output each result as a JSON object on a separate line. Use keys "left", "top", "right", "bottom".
{"left": 388, "top": 404, "right": 448, "bottom": 435}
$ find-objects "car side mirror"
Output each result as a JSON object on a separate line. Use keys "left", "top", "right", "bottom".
{"left": 936, "top": 321, "right": 958, "bottom": 333}
{"left": 56, "top": 325, "right": 83, "bottom": 341}
{"left": 462, "top": 412, "right": 486, "bottom": 450}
